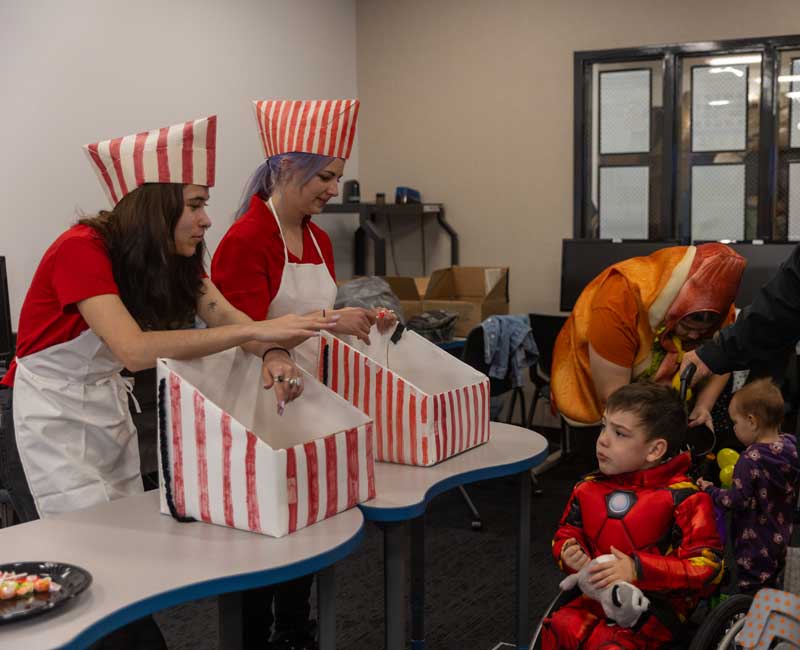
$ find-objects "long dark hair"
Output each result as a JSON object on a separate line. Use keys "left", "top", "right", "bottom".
{"left": 79, "top": 183, "right": 204, "bottom": 330}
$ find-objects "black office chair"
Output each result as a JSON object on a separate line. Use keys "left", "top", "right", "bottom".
{"left": 526, "top": 314, "right": 571, "bottom": 475}
{"left": 0, "top": 256, "right": 16, "bottom": 528}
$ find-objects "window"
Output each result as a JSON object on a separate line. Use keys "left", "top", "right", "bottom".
{"left": 574, "top": 35, "right": 800, "bottom": 242}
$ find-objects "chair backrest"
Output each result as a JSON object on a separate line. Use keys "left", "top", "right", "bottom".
{"left": 528, "top": 313, "right": 568, "bottom": 380}
{"left": 461, "top": 324, "right": 513, "bottom": 397}
{"left": 0, "top": 258, "right": 12, "bottom": 368}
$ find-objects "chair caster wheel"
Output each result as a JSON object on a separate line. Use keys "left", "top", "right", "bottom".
{"left": 471, "top": 520, "right": 483, "bottom": 530}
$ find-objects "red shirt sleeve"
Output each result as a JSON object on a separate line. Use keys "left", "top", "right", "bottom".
{"left": 211, "top": 231, "right": 272, "bottom": 321}
{"left": 587, "top": 272, "right": 640, "bottom": 367}
{"left": 52, "top": 232, "right": 119, "bottom": 311}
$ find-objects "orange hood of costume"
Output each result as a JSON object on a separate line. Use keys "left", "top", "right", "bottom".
{"left": 551, "top": 244, "right": 745, "bottom": 425}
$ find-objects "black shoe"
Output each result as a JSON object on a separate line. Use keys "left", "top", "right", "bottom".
{"left": 270, "top": 620, "right": 318, "bottom": 650}
{"left": 270, "top": 631, "right": 317, "bottom": 650}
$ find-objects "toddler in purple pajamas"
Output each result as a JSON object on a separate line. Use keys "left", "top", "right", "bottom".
{"left": 698, "top": 379, "right": 799, "bottom": 594}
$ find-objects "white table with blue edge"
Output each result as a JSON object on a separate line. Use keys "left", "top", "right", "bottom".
{"left": 359, "top": 421, "right": 549, "bottom": 650}
{"left": 0, "top": 491, "right": 364, "bottom": 650}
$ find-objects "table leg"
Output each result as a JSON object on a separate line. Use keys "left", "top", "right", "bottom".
{"left": 218, "top": 591, "right": 243, "bottom": 650}
{"left": 317, "top": 565, "right": 336, "bottom": 650}
{"left": 410, "top": 514, "right": 425, "bottom": 650}
{"left": 515, "top": 470, "right": 531, "bottom": 649}
{"left": 382, "top": 521, "right": 408, "bottom": 650}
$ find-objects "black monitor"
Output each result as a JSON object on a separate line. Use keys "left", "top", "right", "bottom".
{"left": 560, "top": 240, "right": 797, "bottom": 312}
{"left": 560, "top": 240, "right": 678, "bottom": 312}
{"left": 0, "top": 258, "right": 13, "bottom": 366}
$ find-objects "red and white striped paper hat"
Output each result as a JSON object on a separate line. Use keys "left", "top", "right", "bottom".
{"left": 253, "top": 99, "right": 359, "bottom": 160}
{"left": 83, "top": 115, "right": 217, "bottom": 206}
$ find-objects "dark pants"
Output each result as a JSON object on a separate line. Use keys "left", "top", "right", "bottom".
{"left": 0, "top": 386, "right": 167, "bottom": 650}
{"left": 243, "top": 575, "right": 315, "bottom": 648}
{"left": 0, "top": 387, "right": 38, "bottom": 522}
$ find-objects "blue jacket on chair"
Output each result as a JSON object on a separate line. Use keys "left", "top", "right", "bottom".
{"left": 481, "top": 315, "right": 539, "bottom": 388}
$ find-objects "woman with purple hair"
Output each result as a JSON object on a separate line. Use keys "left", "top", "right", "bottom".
{"left": 211, "top": 99, "right": 395, "bottom": 650}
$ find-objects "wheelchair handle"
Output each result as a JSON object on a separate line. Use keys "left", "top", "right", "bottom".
{"left": 679, "top": 363, "right": 696, "bottom": 405}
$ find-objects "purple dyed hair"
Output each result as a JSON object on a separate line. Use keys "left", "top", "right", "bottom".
{"left": 234, "top": 152, "right": 336, "bottom": 219}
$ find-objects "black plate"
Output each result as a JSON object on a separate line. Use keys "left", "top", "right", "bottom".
{"left": 0, "top": 562, "right": 92, "bottom": 624}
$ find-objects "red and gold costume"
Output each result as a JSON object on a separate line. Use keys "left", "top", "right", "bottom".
{"left": 551, "top": 244, "right": 745, "bottom": 424}
{"left": 542, "top": 453, "right": 724, "bottom": 650}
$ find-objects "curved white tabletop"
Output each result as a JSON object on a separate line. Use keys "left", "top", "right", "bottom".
{"left": 0, "top": 491, "right": 364, "bottom": 650}
{"left": 360, "top": 422, "right": 549, "bottom": 521}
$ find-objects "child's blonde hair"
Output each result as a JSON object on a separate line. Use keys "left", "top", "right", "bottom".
{"left": 731, "top": 378, "right": 784, "bottom": 430}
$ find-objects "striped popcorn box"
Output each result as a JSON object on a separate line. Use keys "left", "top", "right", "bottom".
{"left": 156, "top": 347, "right": 375, "bottom": 537}
{"left": 316, "top": 326, "right": 490, "bottom": 466}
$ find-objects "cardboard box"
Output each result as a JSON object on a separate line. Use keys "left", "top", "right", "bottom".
{"left": 384, "top": 268, "right": 507, "bottom": 335}
{"left": 157, "top": 348, "right": 375, "bottom": 537}
{"left": 382, "top": 275, "right": 428, "bottom": 322}
{"left": 422, "top": 266, "right": 509, "bottom": 337}
{"left": 316, "top": 325, "right": 490, "bottom": 466}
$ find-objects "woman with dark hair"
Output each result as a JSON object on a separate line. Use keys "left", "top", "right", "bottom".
{"left": 0, "top": 115, "right": 335, "bottom": 526}
{"left": 211, "top": 99, "right": 394, "bottom": 650}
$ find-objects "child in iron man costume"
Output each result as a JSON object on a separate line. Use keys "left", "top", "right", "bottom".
{"left": 542, "top": 382, "right": 724, "bottom": 650}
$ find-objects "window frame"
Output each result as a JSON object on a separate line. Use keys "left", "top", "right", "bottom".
{"left": 574, "top": 34, "right": 800, "bottom": 242}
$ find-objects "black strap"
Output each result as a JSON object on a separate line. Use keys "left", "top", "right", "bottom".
{"left": 390, "top": 322, "right": 405, "bottom": 344}
{"left": 322, "top": 342, "right": 330, "bottom": 386}
{"left": 158, "top": 377, "right": 196, "bottom": 523}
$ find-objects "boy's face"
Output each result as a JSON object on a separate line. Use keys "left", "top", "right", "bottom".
{"left": 728, "top": 401, "right": 759, "bottom": 446}
{"left": 597, "top": 408, "right": 667, "bottom": 475}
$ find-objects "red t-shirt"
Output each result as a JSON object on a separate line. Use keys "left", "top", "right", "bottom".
{"left": 2, "top": 224, "right": 119, "bottom": 387}
{"left": 211, "top": 194, "right": 336, "bottom": 321}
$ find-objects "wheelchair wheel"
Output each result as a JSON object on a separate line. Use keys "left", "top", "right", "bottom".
{"left": 687, "top": 594, "right": 753, "bottom": 650}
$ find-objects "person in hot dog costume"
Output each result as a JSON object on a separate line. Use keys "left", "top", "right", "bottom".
{"left": 551, "top": 244, "right": 746, "bottom": 442}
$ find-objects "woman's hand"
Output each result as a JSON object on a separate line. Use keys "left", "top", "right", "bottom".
{"left": 374, "top": 308, "right": 398, "bottom": 334}
{"left": 251, "top": 313, "right": 339, "bottom": 348}
{"left": 561, "top": 538, "right": 590, "bottom": 572}
{"left": 261, "top": 349, "right": 303, "bottom": 414}
{"left": 588, "top": 546, "right": 636, "bottom": 588}
{"left": 331, "top": 307, "right": 375, "bottom": 344}
{"left": 688, "top": 404, "right": 715, "bottom": 432}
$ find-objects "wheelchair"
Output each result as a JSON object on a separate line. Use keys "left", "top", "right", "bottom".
{"left": 528, "top": 586, "right": 753, "bottom": 650}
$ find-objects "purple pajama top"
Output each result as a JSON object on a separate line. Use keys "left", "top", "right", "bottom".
{"left": 703, "top": 434, "right": 799, "bottom": 592}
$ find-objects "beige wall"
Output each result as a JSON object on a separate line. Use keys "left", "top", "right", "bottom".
{"left": 355, "top": 0, "right": 798, "bottom": 314}
{"left": 1, "top": 0, "right": 359, "bottom": 329}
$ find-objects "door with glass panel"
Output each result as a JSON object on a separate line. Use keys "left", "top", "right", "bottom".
{"left": 777, "top": 49, "right": 800, "bottom": 240}
{"left": 675, "top": 53, "right": 762, "bottom": 242}
{"left": 588, "top": 61, "right": 664, "bottom": 240}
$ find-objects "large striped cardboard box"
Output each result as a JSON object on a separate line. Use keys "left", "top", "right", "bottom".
{"left": 315, "top": 326, "right": 490, "bottom": 466}
{"left": 156, "top": 347, "right": 375, "bottom": 537}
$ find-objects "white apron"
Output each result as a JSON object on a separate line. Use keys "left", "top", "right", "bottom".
{"left": 13, "top": 328, "right": 143, "bottom": 517}
{"left": 266, "top": 197, "right": 338, "bottom": 373}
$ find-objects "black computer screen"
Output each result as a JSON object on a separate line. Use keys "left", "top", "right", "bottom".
{"left": 560, "top": 240, "right": 797, "bottom": 312}
{"left": 0, "top": 258, "right": 13, "bottom": 363}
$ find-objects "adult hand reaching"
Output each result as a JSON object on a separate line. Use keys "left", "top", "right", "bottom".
{"left": 679, "top": 350, "right": 712, "bottom": 387}
{"left": 251, "top": 313, "right": 339, "bottom": 349}
{"left": 331, "top": 307, "right": 375, "bottom": 344}
{"left": 374, "top": 308, "right": 399, "bottom": 334}
{"left": 261, "top": 349, "right": 303, "bottom": 414}
{"left": 688, "top": 404, "right": 715, "bottom": 432}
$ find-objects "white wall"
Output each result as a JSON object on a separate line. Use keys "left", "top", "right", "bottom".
{"left": 0, "top": 0, "right": 359, "bottom": 329}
